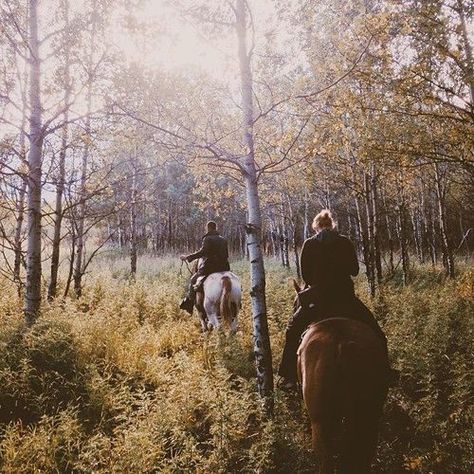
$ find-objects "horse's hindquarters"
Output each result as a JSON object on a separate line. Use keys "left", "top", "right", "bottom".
{"left": 298, "top": 319, "right": 388, "bottom": 473}
{"left": 203, "top": 272, "right": 241, "bottom": 330}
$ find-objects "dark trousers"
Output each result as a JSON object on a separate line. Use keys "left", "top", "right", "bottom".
{"left": 278, "top": 296, "right": 388, "bottom": 382}
{"left": 185, "top": 271, "right": 203, "bottom": 303}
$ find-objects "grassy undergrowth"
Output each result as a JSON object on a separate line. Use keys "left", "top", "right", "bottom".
{"left": 0, "top": 257, "right": 472, "bottom": 473}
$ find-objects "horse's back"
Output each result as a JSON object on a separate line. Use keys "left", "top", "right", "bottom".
{"left": 298, "top": 318, "right": 388, "bottom": 421}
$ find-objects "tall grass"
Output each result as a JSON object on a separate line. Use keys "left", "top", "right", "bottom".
{"left": 0, "top": 257, "right": 472, "bottom": 473}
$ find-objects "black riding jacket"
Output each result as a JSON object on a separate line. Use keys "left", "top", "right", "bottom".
{"left": 186, "top": 230, "right": 230, "bottom": 275}
{"left": 301, "top": 229, "right": 359, "bottom": 299}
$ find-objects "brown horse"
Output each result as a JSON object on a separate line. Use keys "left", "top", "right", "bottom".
{"left": 297, "top": 316, "right": 388, "bottom": 473}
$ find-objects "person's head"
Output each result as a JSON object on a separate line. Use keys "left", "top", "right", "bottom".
{"left": 206, "top": 220, "right": 217, "bottom": 232}
{"left": 312, "top": 209, "right": 335, "bottom": 233}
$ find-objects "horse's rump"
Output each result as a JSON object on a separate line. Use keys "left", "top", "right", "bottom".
{"left": 202, "top": 271, "right": 241, "bottom": 331}
{"left": 298, "top": 318, "right": 388, "bottom": 472}
{"left": 298, "top": 318, "right": 388, "bottom": 419}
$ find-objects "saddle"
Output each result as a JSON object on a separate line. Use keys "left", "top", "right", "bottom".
{"left": 193, "top": 275, "right": 207, "bottom": 292}
{"left": 193, "top": 270, "right": 230, "bottom": 292}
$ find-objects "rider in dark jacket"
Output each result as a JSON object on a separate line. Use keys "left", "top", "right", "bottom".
{"left": 179, "top": 221, "right": 230, "bottom": 314}
{"left": 278, "top": 209, "right": 395, "bottom": 388}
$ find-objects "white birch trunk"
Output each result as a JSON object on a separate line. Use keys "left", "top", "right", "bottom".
{"left": 236, "top": 0, "right": 273, "bottom": 409}
{"left": 24, "top": 0, "right": 44, "bottom": 325}
{"left": 434, "top": 163, "right": 455, "bottom": 278}
{"left": 73, "top": 0, "right": 96, "bottom": 297}
{"left": 130, "top": 156, "right": 138, "bottom": 278}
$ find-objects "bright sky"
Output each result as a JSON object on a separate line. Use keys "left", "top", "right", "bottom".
{"left": 109, "top": 0, "right": 281, "bottom": 79}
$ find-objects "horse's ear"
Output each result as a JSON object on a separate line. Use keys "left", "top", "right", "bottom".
{"left": 292, "top": 279, "right": 301, "bottom": 294}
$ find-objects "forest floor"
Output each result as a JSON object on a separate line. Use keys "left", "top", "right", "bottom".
{"left": 0, "top": 256, "right": 472, "bottom": 473}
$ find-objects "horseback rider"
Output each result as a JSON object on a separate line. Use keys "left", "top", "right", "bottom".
{"left": 278, "top": 209, "right": 398, "bottom": 389}
{"left": 179, "top": 221, "right": 230, "bottom": 314}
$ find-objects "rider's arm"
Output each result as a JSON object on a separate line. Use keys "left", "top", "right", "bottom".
{"left": 300, "top": 239, "right": 315, "bottom": 286}
{"left": 186, "top": 236, "right": 211, "bottom": 262}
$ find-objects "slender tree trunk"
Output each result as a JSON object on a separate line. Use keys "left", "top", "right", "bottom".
{"left": 73, "top": 0, "right": 96, "bottom": 297}
{"left": 434, "top": 163, "right": 455, "bottom": 278}
{"left": 279, "top": 226, "right": 285, "bottom": 266}
{"left": 130, "top": 158, "right": 138, "bottom": 279}
{"left": 48, "top": 0, "right": 70, "bottom": 300}
{"left": 370, "top": 164, "right": 382, "bottom": 284}
{"left": 417, "top": 188, "right": 426, "bottom": 263}
{"left": 292, "top": 225, "right": 301, "bottom": 279}
{"left": 364, "top": 173, "right": 376, "bottom": 297}
{"left": 398, "top": 205, "right": 410, "bottom": 285}
{"left": 354, "top": 191, "right": 372, "bottom": 295}
{"left": 430, "top": 207, "right": 438, "bottom": 266}
{"left": 397, "top": 178, "right": 410, "bottom": 285}
{"left": 303, "top": 189, "right": 310, "bottom": 239}
{"left": 283, "top": 228, "right": 290, "bottom": 268}
{"left": 73, "top": 115, "right": 90, "bottom": 297}
{"left": 236, "top": 0, "right": 273, "bottom": 411}
{"left": 64, "top": 224, "right": 75, "bottom": 298}
{"left": 269, "top": 219, "right": 277, "bottom": 259}
{"left": 24, "top": 0, "right": 44, "bottom": 325}
{"left": 14, "top": 127, "right": 27, "bottom": 292}
{"left": 381, "top": 186, "right": 394, "bottom": 274}
{"left": 411, "top": 208, "right": 422, "bottom": 262}
{"left": 14, "top": 179, "right": 27, "bottom": 292}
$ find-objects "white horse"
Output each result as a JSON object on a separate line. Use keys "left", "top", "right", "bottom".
{"left": 195, "top": 271, "right": 241, "bottom": 333}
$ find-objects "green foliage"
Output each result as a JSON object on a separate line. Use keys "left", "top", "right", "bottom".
{"left": 0, "top": 259, "right": 472, "bottom": 472}
{"left": 376, "top": 267, "right": 474, "bottom": 473}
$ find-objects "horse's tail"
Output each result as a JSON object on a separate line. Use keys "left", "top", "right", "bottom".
{"left": 220, "top": 276, "right": 233, "bottom": 328}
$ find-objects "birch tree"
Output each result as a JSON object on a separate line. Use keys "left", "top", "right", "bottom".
{"left": 24, "top": 0, "right": 44, "bottom": 325}
{"left": 48, "top": 0, "right": 71, "bottom": 300}
{"left": 235, "top": 0, "right": 273, "bottom": 407}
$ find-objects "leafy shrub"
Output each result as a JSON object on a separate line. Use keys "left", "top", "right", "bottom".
{"left": 0, "top": 258, "right": 472, "bottom": 472}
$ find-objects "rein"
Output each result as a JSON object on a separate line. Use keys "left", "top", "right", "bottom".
{"left": 179, "top": 259, "right": 193, "bottom": 277}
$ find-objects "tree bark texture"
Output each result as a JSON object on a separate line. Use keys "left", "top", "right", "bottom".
{"left": 24, "top": 0, "right": 44, "bottom": 325}
{"left": 236, "top": 0, "right": 273, "bottom": 412}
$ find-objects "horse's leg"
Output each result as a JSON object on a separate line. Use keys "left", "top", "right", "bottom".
{"left": 230, "top": 302, "right": 239, "bottom": 334}
{"left": 351, "top": 412, "right": 380, "bottom": 474}
{"left": 340, "top": 410, "right": 379, "bottom": 474}
{"left": 195, "top": 291, "right": 208, "bottom": 332}
{"left": 312, "top": 421, "right": 335, "bottom": 474}
{"left": 204, "top": 298, "right": 219, "bottom": 330}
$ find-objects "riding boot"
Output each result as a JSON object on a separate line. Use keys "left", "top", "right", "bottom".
{"left": 180, "top": 276, "right": 198, "bottom": 314}
{"left": 278, "top": 306, "right": 314, "bottom": 385}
